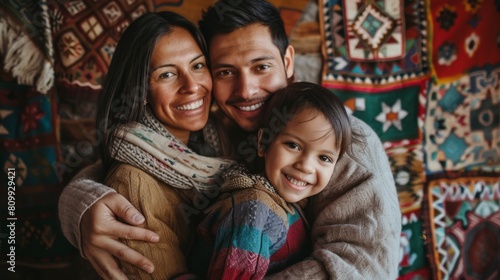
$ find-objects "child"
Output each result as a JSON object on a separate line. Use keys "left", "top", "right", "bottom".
{"left": 189, "top": 82, "right": 358, "bottom": 279}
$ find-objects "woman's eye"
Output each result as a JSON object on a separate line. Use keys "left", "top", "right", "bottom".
{"left": 193, "top": 63, "right": 205, "bottom": 70}
{"left": 319, "top": 155, "right": 333, "bottom": 163}
{"left": 159, "top": 72, "right": 174, "bottom": 79}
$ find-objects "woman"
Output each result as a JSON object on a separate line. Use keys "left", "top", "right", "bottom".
{"left": 96, "top": 11, "right": 235, "bottom": 279}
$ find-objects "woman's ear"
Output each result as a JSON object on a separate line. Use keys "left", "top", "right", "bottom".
{"left": 257, "top": 129, "right": 265, "bottom": 157}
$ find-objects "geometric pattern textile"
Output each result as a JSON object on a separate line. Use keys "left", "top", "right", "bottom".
{"left": 325, "top": 79, "right": 427, "bottom": 147}
{"left": 398, "top": 207, "right": 432, "bottom": 280}
{"left": 319, "top": 8, "right": 431, "bottom": 278}
{"left": 387, "top": 145, "right": 425, "bottom": 189}
{"left": 423, "top": 67, "right": 500, "bottom": 174}
{"left": 52, "top": 0, "right": 153, "bottom": 94}
{"left": 391, "top": 148, "right": 429, "bottom": 279}
{"left": 0, "top": 82, "right": 76, "bottom": 266}
{"left": 316, "top": 1, "right": 500, "bottom": 279}
{"left": 319, "top": 0, "right": 429, "bottom": 86}
{"left": 429, "top": 0, "right": 500, "bottom": 84}
{"left": 424, "top": 175, "right": 500, "bottom": 280}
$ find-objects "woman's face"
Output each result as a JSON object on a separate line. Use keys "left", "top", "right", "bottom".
{"left": 148, "top": 27, "right": 212, "bottom": 140}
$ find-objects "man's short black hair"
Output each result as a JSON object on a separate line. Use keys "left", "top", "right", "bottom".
{"left": 199, "top": 0, "right": 289, "bottom": 57}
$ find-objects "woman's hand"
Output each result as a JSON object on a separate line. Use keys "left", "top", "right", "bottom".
{"left": 80, "top": 192, "right": 160, "bottom": 280}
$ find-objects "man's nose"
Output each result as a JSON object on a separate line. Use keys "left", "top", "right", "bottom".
{"left": 235, "top": 73, "right": 259, "bottom": 99}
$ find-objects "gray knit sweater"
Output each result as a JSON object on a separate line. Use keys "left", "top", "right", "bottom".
{"left": 58, "top": 116, "right": 401, "bottom": 279}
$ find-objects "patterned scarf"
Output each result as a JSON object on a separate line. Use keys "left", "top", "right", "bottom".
{"left": 221, "top": 164, "right": 277, "bottom": 194}
{"left": 111, "top": 107, "right": 237, "bottom": 191}
{"left": 220, "top": 164, "right": 296, "bottom": 214}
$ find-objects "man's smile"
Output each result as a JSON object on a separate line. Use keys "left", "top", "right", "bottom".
{"left": 237, "top": 101, "right": 265, "bottom": 112}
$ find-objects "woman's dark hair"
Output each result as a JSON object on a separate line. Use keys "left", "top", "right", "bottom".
{"left": 96, "top": 11, "right": 208, "bottom": 170}
{"left": 199, "top": 0, "right": 288, "bottom": 58}
{"left": 259, "top": 82, "right": 360, "bottom": 160}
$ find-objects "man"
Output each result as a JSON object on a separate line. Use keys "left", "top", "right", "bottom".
{"left": 59, "top": 1, "right": 401, "bottom": 279}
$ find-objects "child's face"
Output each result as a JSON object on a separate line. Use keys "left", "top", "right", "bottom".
{"left": 258, "top": 108, "right": 338, "bottom": 203}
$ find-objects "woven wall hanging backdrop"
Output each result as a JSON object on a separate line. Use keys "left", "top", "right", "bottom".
{"left": 319, "top": 0, "right": 500, "bottom": 279}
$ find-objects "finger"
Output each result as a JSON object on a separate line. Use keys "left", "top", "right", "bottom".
{"left": 87, "top": 249, "right": 129, "bottom": 280}
{"left": 102, "top": 219, "right": 159, "bottom": 242}
{"left": 81, "top": 195, "right": 159, "bottom": 243}
{"left": 104, "top": 193, "right": 146, "bottom": 225}
{"left": 101, "top": 239, "right": 155, "bottom": 274}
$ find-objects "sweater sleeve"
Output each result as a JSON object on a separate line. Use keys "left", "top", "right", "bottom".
{"left": 58, "top": 160, "right": 114, "bottom": 254}
{"left": 205, "top": 191, "right": 287, "bottom": 280}
{"left": 266, "top": 116, "right": 401, "bottom": 280}
{"left": 106, "top": 164, "right": 192, "bottom": 280}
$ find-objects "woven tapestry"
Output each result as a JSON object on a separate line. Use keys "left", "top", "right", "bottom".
{"left": 318, "top": 2, "right": 431, "bottom": 276}
{"left": 0, "top": 83, "right": 76, "bottom": 266}
{"left": 423, "top": 67, "right": 500, "bottom": 174}
{"left": 387, "top": 144, "right": 425, "bottom": 189}
{"left": 319, "top": 0, "right": 428, "bottom": 87}
{"left": 325, "top": 79, "right": 427, "bottom": 148}
{"left": 429, "top": 0, "right": 500, "bottom": 83}
{"left": 424, "top": 175, "right": 500, "bottom": 280}
{"left": 317, "top": 0, "right": 500, "bottom": 279}
{"left": 53, "top": 0, "right": 152, "bottom": 93}
{"left": 389, "top": 144, "right": 431, "bottom": 279}
{"left": 399, "top": 208, "right": 432, "bottom": 280}
{"left": 318, "top": 0, "right": 429, "bottom": 150}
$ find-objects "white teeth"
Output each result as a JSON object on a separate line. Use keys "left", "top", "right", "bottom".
{"left": 286, "top": 175, "right": 307, "bottom": 186}
{"left": 238, "top": 102, "right": 264, "bottom": 112}
{"left": 176, "top": 99, "right": 203, "bottom": 111}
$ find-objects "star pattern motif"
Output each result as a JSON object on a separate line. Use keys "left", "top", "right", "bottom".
{"left": 375, "top": 100, "right": 408, "bottom": 132}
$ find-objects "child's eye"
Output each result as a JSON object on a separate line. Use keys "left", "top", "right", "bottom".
{"left": 285, "top": 142, "right": 300, "bottom": 150}
{"left": 319, "top": 155, "right": 333, "bottom": 163}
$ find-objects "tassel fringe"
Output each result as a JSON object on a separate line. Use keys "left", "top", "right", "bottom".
{"left": 0, "top": 12, "right": 54, "bottom": 93}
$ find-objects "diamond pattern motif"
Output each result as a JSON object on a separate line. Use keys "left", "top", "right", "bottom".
{"left": 352, "top": 3, "right": 396, "bottom": 50}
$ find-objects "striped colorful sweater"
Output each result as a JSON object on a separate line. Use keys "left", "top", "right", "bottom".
{"left": 189, "top": 172, "right": 310, "bottom": 280}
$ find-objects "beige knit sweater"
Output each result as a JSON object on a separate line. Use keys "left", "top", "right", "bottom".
{"left": 105, "top": 163, "right": 197, "bottom": 279}
{"left": 58, "top": 116, "right": 401, "bottom": 279}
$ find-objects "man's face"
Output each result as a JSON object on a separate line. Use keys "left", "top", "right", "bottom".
{"left": 209, "top": 23, "right": 295, "bottom": 131}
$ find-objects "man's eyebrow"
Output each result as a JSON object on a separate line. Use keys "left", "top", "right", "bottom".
{"left": 151, "top": 54, "right": 204, "bottom": 72}
{"left": 212, "top": 56, "right": 276, "bottom": 69}
{"left": 250, "top": 55, "right": 275, "bottom": 64}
